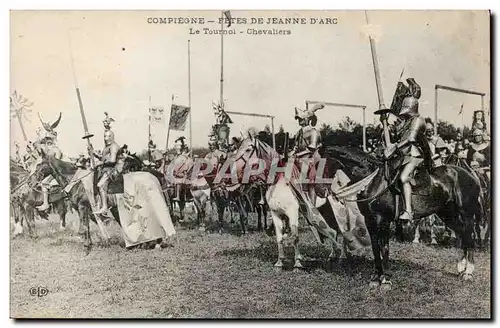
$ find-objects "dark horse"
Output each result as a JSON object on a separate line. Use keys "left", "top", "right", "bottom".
{"left": 328, "top": 145, "right": 482, "bottom": 286}
{"left": 11, "top": 159, "right": 68, "bottom": 238}
{"left": 31, "top": 151, "right": 170, "bottom": 254}
{"left": 445, "top": 154, "right": 491, "bottom": 249}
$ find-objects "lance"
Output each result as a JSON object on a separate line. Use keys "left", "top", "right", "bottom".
{"left": 67, "top": 29, "right": 110, "bottom": 241}
{"left": 68, "top": 30, "right": 96, "bottom": 168}
{"left": 365, "top": 11, "right": 391, "bottom": 147}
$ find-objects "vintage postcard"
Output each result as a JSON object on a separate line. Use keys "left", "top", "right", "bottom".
{"left": 9, "top": 10, "right": 491, "bottom": 319}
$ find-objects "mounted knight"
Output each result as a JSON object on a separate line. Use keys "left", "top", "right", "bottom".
{"left": 89, "top": 112, "right": 121, "bottom": 215}
{"left": 35, "top": 112, "right": 63, "bottom": 211}
{"left": 204, "top": 133, "right": 226, "bottom": 176}
{"left": 382, "top": 78, "right": 432, "bottom": 224}
{"left": 467, "top": 128, "right": 490, "bottom": 182}
{"left": 290, "top": 103, "right": 325, "bottom": 206}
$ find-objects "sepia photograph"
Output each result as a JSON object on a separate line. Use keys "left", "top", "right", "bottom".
{"left": 9, "top": 9, "right": 491, "bottom": 319}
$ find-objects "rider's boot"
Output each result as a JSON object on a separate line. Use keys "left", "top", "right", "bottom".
{"left": 36, "top": 186, "right": 50, "bottom": 211}
{"left": 399, "top": 182, "right": 414, "bottom": 224}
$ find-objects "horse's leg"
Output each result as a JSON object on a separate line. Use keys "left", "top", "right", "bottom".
{"left": 25, "top": 205, "right": 36, "bottom": 238}
{"left": 256, "top": 203, "right": 263, "bottom": 232}
{"left": 367, "top": 215, "right": 383, "bottom": 287}
{"left": 412, "top": 221, "right": 421, "bottom": 244}
{"left": 271, "top": 212, "right": 285, "bottom": 268}
{"left": 57, "top": 200, "right": 67, "bottom": 231}
{"left": 459, "top": 213, "right": 476, "bottom": 280}
{"left": 216, "top": 196, "right": 225, "bottom": 234}
{"left": 78, "top": 200, "right": 92, "bottom": 255}
{"left": 237, "top": 197, "right": 247, "bottom": 235}
{"left": 13, "top": 203, "right": 24, "bottom": 236}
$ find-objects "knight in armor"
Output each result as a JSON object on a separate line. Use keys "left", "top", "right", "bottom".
{"left": 172, "top": 136, "right": 193, "bottom": 201}
{"left": 384, "top": 78, "right": 430, "bottom": 224}
{"left": 35, "top": 113, "right": 63, "bottom": 211}
{"left": 290, "top": 103, "right": 324, "bottom": 206}
{"left": 89, "top": 113, "right": 121, "bottom": 215}
{"left": 147, "top": 140, "right": 164, "bottom": 170}
{"left": 228, "top": 136, "right": 242, "bottom": 156}
{"left": 467, "top": 128, "right": 490, "bottom": 182}
{"left": 205, "top": 134, "right": 226, "bottom": 175}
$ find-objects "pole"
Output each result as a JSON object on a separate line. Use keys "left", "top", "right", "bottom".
{"left": 220, "top": 11, "right": 224, "bottom": 108}
{"left": 271, "top": 117, "right": 276, "bottom": 149}
{"left": 67, "top": 28, "right": 109, "bottom": 241}
{"left": 362, "top": 107, "right": 367, "bottom": 152}
{"left": 14, "top": 109, "right": 28, "bottom": 142}
{"left": 148, "top": 95, "right": 152, "bottom": 162}
{"left": 188, "top": 40, "right": 192, "bottom": 155}
{"left": 365, "top": 11, "right": 387, "bottom": 110}
{"left": 68, "top": 29, "right": 95, "bottom": 168}
{"left": 434, "top": 86, "right": 438, "bottom": 135}
{"left": 165, "top": 94, "right": 174, "bottom": 151}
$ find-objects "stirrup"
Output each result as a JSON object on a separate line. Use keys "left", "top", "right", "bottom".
{"left": 399, "top": 210, "right": 413, "bottom": 224}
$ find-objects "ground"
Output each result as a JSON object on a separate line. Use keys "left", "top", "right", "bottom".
{"left": 10, "top": 211, "right": 491, "bottom": 319}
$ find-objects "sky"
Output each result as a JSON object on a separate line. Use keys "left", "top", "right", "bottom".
{"left": 10, "top": 10, "right": 490, "bottom": 157}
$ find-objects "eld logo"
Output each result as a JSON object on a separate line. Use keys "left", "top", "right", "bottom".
{"left": 29, "top": 286, "right": 49, "bottom": 297}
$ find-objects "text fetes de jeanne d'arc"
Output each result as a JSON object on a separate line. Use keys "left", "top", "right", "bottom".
{"left": 147, "top": 16, "right": 339, "bottom": 25}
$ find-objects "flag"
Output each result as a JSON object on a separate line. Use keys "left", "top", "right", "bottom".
{"left": 458, "top": 103, "right": 464, "bottom": 115}
{"left": 389, "top": 81, "right": 409, "bottom": 116}
{"left": 149, "top": 106, "right": 165, "bottom": 124}
{"left": 169, "top": 104, "right": 190, "bottom": 131}
{"left": 223, "top": 10, "right": 232, "bottom": 27}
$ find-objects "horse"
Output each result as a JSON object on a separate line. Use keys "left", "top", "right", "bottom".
{"left": 232, "top": 136, "right": 352, "bottom": 269}
{"left": 10, "top": 159, "right": 69, "bottom": 238}
{"left": 446, "top": 153, "right": 491, "bottom": 249}
{"left": 330, "top": 146, "right": 482, "bottom": 286}
{"left": 201, "top": 153, "right": 260, "bottom": 235}
{"left": 31, "top": 152, "right": 172, "bottom": 254}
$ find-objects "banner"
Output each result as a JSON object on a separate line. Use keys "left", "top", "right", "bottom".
{"left": 149, "top": 106, "right": 166, "bottom": 147}
{"left": 149, "top": 106, "right": 165, "bottom": 124}
{"left": 169, "top": 104, "right": 190, "bottom": 131}
{"left": 116, "top": 172, "right": 176, "bottom": 247}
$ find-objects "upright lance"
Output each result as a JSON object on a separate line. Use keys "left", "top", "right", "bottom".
{"left": 365, "top": 11, "right": 391, "bottom": 147}
{"left": 68, "top": 30, "right": 95, "bottom": 168}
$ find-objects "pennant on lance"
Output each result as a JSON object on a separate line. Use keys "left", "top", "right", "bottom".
{"left": 169, "top": 104, "right": 190, "bottom": 131}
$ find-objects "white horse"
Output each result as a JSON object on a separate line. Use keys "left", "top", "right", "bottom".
{"left": 232, "top": 135, "right": 346, "bottom": 269}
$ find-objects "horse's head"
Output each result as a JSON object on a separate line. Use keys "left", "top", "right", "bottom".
{"left": 121, "top": 153, "right": 144, "bottom": 173}
{"left": 28, "top": 157, "right": 53, "bottom": 187}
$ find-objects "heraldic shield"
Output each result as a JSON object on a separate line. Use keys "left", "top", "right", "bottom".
{"left": 115, "top": 172, "right": 176, "bottom": 247}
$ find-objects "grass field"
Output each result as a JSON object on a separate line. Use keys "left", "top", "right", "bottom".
{"left": 10, "top": 210, "right": 491, "bottom": 319}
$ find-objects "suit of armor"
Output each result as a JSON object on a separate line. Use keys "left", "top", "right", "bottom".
{"left": 292, "top": 104, "right": 324, "bottom": 206}
{"left": 467, "top": 129, "right": 490, "bottom": 183}
{"left": 385, "top": 78, "right": 428, "bottom": 224}
{"left": 172, "top": 137, "right": 193, "bottom": 201}
{"left": 92, "top": 115, "right": 121, "bottom": 215}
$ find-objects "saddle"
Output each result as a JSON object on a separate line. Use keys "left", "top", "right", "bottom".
{"left": 92, "top": 165, "right": 124, "bottom": 195}
{"left": 47, "top": 185, "right": 66, "bottom": 203}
